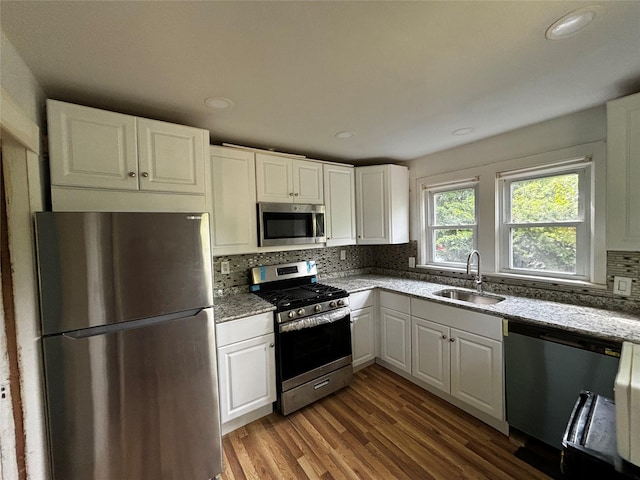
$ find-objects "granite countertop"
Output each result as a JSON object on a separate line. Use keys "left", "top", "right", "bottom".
{"left": 213, "top": 274, "right": 640, "bottom": 344}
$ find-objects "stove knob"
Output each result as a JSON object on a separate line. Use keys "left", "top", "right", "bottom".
{"left": 329, "top": 301, "right": 337, "bottom": 308}
{"left": 337, "top": 299, "right": 345, "bottom": 306}
{"left": 314, "top": 305, "right": 322, "bottom": 312}
{"left": 288, "top": 311, "right": 295, "bottom": 319}
{"left": 297, "top": 308, "right": 305, "bottom": 316}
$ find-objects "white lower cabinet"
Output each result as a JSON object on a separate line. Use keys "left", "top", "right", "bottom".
{"left": 410, "top": 298, "right": 504, "bottom": 422}
{"left": 449, "top": 328, "right": 503, "bottom": 418}
{"left": 379, "top": 291, "right": 411, "bottom": 374}
{"left": 216, "top": 312, "right": 276, "bottom": 433}
{"left": 349, "top": 290, "right": 376, "bottom": 370}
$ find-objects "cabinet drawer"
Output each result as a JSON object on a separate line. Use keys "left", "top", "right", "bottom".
{"left": 349, "top": 290, "right": 374, "bottom": 311}
{"left": 411, "top": 298, "right": 502, "bottom": 341}
{"left": 379, "top": 290, "right": 410, "bottom": 314}
{"left": 216, "top": 312, "right": 273, "bottom": 347}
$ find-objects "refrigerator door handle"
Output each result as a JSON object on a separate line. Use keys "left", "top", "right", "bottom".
{"left": 60, "top": 308, "right": 205, "bottom": 339}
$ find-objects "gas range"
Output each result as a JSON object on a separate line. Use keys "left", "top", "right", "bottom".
{"left": 250, "top": 261, "right": 349, "bottom": 324}
{"left": 250, "top": 260, "right": 353, "bottom": 415}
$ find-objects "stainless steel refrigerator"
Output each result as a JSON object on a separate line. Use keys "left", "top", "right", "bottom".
{"left": 35, "top": 212, "right": 222, "bottom": 480}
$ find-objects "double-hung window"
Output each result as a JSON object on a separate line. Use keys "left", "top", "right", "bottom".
{"left": 498, "top": 159, "right": 591, "bottom": 280}
{"left": 423, "top": 181, "right": 478, "bottom": 266}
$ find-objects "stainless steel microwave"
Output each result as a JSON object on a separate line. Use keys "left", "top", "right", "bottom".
{"left": 258, "top": 202, "right": 325, "bottom": 247}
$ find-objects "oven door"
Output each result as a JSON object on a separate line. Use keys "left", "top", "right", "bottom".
{"left": 277, "top": 312, "right": 351, "bottom": 391}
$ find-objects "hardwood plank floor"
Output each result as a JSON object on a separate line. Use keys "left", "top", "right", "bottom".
{"left": 221, "top": 364, "right": 553, "bottom": 480}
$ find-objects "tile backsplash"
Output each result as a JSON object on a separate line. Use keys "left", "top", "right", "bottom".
{"left": 213, "top": 243, "right": 640, "bottom": 313}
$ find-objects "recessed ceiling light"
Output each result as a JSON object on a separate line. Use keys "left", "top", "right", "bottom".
{"left": 452, "top": 127, "right": 474, "bottom": 136}
{"left": 204, "top": 97, "right": 234, "bottom": 110}
{"left": 546, "top": 6, "right": 600, "bottom": 40}
{"left": 335, "top": 131, "right": 355, "bottom": 139}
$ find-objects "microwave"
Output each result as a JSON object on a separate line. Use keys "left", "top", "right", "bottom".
{"left": 258, "top": 202, "right": 325, "bottom": 247}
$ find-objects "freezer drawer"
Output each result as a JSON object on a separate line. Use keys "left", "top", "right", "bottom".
{"left": 42, "top": 308, "right": 221, "bottom": 480}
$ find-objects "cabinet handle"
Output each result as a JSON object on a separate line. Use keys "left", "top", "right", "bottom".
{"left": 449, "top": 337, "right": 456, "bottom": 342}
{"left": 269, "top": 343, "right": 274, "bottom": 348}
{"left": 441, "top": 335, "right": 448, "bottom": 340}
{"left": 294, "top": 193, "right": 299, "bottom": 196}
{"left": 289, "top": 192, "right": 294, "bottom": 196}
{"left": 141, "top": 172, "right": 149, "bottom": 178}
{"left": 128, "top": 172, "right": 136, "bottom": 178}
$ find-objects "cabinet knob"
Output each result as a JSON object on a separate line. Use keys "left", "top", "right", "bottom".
{"left": 449, "top": 337, "right": 456, "bottom": 342}
{"left": 128, "top": 172, "right": 136, "bottom": 178}
{"left": 441, "top": 335, "right": 448, "bottom": 340}
{"left": 141, "top": 172, "right": 149, "bottom": 178}
{"left": 269, "top": 343, "right": 274, "bottom": 348}
{"left": 289, "top": 192, "right": 294, "bottom": 196}
{"left": 294, "top": 193, "right": 299, "bottom": 196}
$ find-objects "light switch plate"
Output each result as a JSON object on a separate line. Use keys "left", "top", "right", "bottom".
{"left": 220, "top": 261, "right": 230, "bottom": 275}
{"left": 408, "top": 257, "right": 416, "bottom": 268}
{"left": 613, "top": 276, "right": 633, "bottom": 296}
{"left": 340, "top": 250, "right": 346, "bottom": 261}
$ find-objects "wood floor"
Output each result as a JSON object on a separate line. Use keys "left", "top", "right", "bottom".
{"left": 221, "top": 364, "right": 554, "bottom": 480}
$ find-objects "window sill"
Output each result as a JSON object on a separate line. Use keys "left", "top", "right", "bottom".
{"left": 415, "top": 264, "right": 607, "bottom": 290}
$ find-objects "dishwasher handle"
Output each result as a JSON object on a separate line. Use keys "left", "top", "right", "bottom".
{"left": 540, "top": 333, "right": 588, "bottom": 350}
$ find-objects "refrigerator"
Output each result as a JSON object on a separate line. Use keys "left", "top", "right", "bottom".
{"left": 34, "top": 212, "right": 222, "bottom": 480}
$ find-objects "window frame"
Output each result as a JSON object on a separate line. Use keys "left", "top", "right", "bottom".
{"left": 422, "top": 179, "right": 479, "bottom": 268}
{"left": 498, "top": 159, "right": 592, "bottom": 280}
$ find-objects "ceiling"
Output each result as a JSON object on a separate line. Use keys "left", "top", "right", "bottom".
{"left": 2, "top": 1, "right": 640, "bottom": 163}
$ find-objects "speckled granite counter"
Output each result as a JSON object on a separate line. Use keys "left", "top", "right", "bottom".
{"left": 213, "top": 293, "right": 274, "bottom": 323}
{"left": 213, "top": 274, "right": 640, "bottom": 344}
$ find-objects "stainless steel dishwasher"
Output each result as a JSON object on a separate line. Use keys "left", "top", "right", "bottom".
{"left": 504, "top": 321, "right": 621, "bottom": 449}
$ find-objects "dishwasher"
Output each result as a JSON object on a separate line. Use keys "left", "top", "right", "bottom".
{"left": 504, "top": 320, "right": 621, "bottom": 449}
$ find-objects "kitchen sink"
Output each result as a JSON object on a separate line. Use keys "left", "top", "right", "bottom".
{"left": 433, "top": 289, "right": 505, "bottom": 305}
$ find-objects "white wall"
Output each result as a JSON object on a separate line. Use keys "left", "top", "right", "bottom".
{"left": 408, "top": 106, "right": 606, "bottom": 240}
{"left": 1, "top": 28, "right": 49, "bottom": 480}
{"left": 1, "top": 30, "right": 46, "bottom": 127}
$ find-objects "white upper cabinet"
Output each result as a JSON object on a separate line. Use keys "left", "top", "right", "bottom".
{"left": 607, "top": 92, "right": 640, "bottom": 250}
{"left": 209, "top": 146, "right": 257, "bottom": 255}
{"left": 136, "top": 118, "right": 206, "bottom": 194}
{"left": 355, "top": 164, "right": 409, "bottom": 244}
{"left": 255, "top": 153, "right": 323, "bottom": 204}
{"left": 323, "top": 163, "right": 356, "bottom": 246}
{"left": 47, "top": 100, "right": 207, "bottom": 194}
{"left": 48, "top": 100, "right": 138, "bottom": 190}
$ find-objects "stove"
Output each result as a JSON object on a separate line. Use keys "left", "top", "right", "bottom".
{"left": 250, "top": 261, "right": 353, "bottom": 415}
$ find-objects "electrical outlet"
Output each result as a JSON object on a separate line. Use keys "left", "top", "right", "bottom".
{"left": 613, "top": 276, "right": 633, "bottom": 296}
{"left": 408, "top": 257, "right": 416, "bottom": 268}
{"left": 340, "top": 250, "right": 346, "bottom": 261}
{"left": 220, "top": 261, "right": 230, "bottom": 275}
{"left": 1, "top": 384, "right": 7, "bottom": 400}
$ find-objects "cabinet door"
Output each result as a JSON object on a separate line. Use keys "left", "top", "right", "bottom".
{"left": 209, "top": 147, "right": 257, "bottom": 255}
{"left": 379, "top": 307, "right": 411, "bottom": 373}
{"left": 351, "top": 306, "right": 376, "bottom": 369}
{"left": 255, "top": 154, "right": 294, "bottom": 202}
{"left": 293, "top": 160, "right": 323, "bottom": 204}
{"left": 324, "top": 164, "right": 356, "bottom": 246}
{"left": 412, "top": 317, "right": 450, "bottom": 392}
{"left": 47, "top": 99, "right": 138, "bottom": 190}
{"left": 356, "top": 166, "right": 388, "bottom": 244}
{"left": 607, "top": 92, "right": 640, "bottom": 250}
{"left": 218, "top": 333, "right": 276, "bottom": 423}
{"left": 137, "top": 118, "right": 206, "bottom": 194}
{"left": 450, "top": 328, "right": 503, "bottom": 420}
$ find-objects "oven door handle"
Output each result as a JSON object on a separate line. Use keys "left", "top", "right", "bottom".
{"left": 279, "top": 307, "right": 350, "bottom": 333}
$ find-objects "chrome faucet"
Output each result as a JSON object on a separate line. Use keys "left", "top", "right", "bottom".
{"left": 466, "top": 250, "right": 482, "bottom": 292}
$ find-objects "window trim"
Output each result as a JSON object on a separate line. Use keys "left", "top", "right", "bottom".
{"left": 422, "top": 179, "right": 479, "bottom": 268}
{"left": 497, "top": 159, "right": 592, "bottom": 280}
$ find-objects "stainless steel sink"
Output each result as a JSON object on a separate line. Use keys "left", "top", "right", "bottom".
{"left": 433, "top": 289, "right": 505, "bottom": 305}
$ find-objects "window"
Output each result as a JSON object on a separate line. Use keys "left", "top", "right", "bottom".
{"left": 423, "top": 181, "right": 478, "bottom": 266}
{"left": 499, "top": 160, "right": 591, "bottom": 279}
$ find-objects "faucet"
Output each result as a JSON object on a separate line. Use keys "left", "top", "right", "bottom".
{"left": 466, "top": 250, "right": 482, "bottom": 293}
